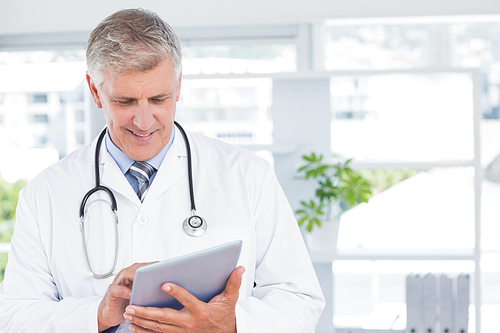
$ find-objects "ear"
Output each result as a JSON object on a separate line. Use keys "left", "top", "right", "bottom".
{"left": 175, "top": 72, "right": 182, "bottom": 102}
{"left": 86, "top": 73, "right": 103, "bottom": 109}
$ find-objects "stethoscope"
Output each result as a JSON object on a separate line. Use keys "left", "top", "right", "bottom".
{"left": 79, "top": 121, "right": 207, "bottom": 279}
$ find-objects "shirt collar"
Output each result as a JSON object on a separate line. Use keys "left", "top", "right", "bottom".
{"left": 105, "top": 129, "right": 175, "bottom": 174}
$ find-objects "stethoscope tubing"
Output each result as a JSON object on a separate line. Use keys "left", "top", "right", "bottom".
{"left": 174, "top": 121, "right": 197, "bottom": 213}
{"left": 79, "top": 128, "right": 119, "bottom": 279}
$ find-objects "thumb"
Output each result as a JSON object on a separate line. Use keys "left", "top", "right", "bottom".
{"left": 223, "top": 266, "right": 245, "bottom": 300}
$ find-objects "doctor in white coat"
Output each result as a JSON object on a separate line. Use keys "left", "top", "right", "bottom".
{"left": 0, "top": 8, "right": 324, "bottom": 333}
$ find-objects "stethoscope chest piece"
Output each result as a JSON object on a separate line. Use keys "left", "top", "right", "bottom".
{"left": 183, "top": 214, "right": 207, "bottom": 237}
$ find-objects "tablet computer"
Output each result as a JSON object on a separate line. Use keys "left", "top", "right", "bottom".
{"left": 124, "top": 240, "right": 242, "bottom": 332}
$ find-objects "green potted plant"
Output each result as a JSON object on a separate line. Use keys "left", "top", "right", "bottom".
{"left": 295, "top": 152, "right": 372, "bottom": 252}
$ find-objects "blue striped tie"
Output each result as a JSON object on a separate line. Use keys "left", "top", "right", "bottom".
{"left": 128, "top": 161, "right": 156, "bottom": 202}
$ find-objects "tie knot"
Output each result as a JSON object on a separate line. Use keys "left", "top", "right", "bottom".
{"left": 129, "top": 161, "right": 155, "bottom": 181}
{"left": 128, "top": 161, "right": 156, "bottom": 202}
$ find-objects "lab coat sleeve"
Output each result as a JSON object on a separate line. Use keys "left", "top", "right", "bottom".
{"left": 235, "top": 165, "right": 325, "bottom": 332}
{"left": 0, "top": 188, "right": 102, "bottom": 332}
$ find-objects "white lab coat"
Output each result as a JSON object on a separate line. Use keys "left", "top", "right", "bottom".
{"left": 0, "top": 127, "right": 324, "bottom": 332}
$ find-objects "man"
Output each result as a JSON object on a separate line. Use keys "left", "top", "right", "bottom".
{"left": 0, "top": 8, "right": 324, "bottom": 332}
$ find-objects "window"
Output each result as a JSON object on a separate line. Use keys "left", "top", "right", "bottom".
{"left": 0, "top": 49, "right": 87, "bottom": 281}
{"left": 331, "top": 73, "right": 474, "bottom": 162}
{"left": 325, "top": 22, "right": 431, "bottom": 70}
{"left": 75, "top": 130, "right": 85, "bottom": 145}
{"left": 75, "top": 109, "right": 85, "bottom": 122}
{"left": 0, "top": 50, "right": 87, "bottom": 157}
{"left": 326, "top": 17, "right": 500, "bottom": 332}
{"left": 34, "top": 135, "right": 48, "bottom": 146}
{"left": 330, "top": 71, "right": 478, "bottom": 328}
{"left": 28, "top": 114, "right": 49, "bottom": 123}
{"left": 29, "top": 93, "right": 48, "bottom": 104}
{"left": 182, "top": 42, "right": 297, "bottom": 75}
{"left": 449, "top": 22, "right": 500, "bottom": 120}
{"left": 177, "top": 78, "right": 273, "bottom": 145}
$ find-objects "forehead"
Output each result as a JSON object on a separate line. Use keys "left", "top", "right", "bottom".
{"left": 100, "top": 60, "right": 178, "bottom": 96}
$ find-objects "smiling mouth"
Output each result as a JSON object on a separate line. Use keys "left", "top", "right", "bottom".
{"left": 131, "top": 130, "right": 154, "bottom": 138}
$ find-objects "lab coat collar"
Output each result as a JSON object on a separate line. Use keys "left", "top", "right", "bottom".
{"left": 141, "top": 126, "right": 187, "bottom": 209}
{"left": 90, "top": 130, "right": 141, "bottom": 207}
{"left": 89, "top": 126, "right": 188, "bottom": 209}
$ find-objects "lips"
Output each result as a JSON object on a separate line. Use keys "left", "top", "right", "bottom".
{"left": 132, "top": 131, "right": 153, "bottom": 137}
{"left": 128, "top": 129, "right": 155, "bottom": 139}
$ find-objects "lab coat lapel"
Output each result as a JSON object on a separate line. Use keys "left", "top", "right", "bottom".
{"left": 92, "top": 136, "right": 141, "bottom": 207}
{"left": 142, "top": 127, "right": 186, "bottom": 208}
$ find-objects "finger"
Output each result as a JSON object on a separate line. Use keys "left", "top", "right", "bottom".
{"left": 127, "top": 323, "right": 181, "bottom": 333}
{"left": 113, "top": 262, "right": 158, "bottom": 286}
{"left": 106, "top": 284, "right": 132, "bottom": 301}
{"left": 222, "top": 266, "right": 245, "bottom": 300}
{"left": 125, "top": 315, "right": 174, "bottom": 333}
{"left": 125, "top": 304, "right": 180, "bottom": 323}
{"left": 126, "top": 323, "right": 167, "bottom": 333}
{"left": 124, "top": 306, "right": 186, "bottom": 331}
{"left": 125, "top": 315, "right": 169, "bottom": 333}
{"left": 161, "top": 283, "right": 205, "bottom": 314}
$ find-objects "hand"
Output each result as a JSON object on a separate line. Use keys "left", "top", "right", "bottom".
{"left": 123, "top": 266, "right": 245, "bottom": 333}
{"left": 98, "top": 262, "right": 156, "bottom": 332}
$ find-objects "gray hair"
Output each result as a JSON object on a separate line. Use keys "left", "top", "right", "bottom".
{"left": 86, "top": 8, "right": 182, "bottom": 88}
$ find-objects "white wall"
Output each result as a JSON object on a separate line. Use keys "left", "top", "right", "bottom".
{"left": 2, "top": 0, "right": 500, "bottom": 35}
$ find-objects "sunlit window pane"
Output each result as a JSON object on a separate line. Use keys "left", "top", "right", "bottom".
{"left": 0, "top": 50, "right": 88, "bottom": 182}
{"left": 449, "top": 22, "right": 500, "bottom": 68}
{"left": 176, "top": 78, "right": 273, "bottom": 145}
{"left": 338, "top": 167, "right": 475, "bottom": 251}
{"left": 480, "top": 179, "right": 500, "bottom": 251}
{"left": 331, "top": 73, "right": 474, "bottom": 162}
{"left": 0, "top": 50, "right": 86, "bottom": 65}
{"left": 182, "top": 43, "right": 296, "bottom": 74}
{"left": 325, "top": 23, "right": 430, "bottom": 70}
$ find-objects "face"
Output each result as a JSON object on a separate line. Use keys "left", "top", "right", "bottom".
{"left": 86, "top": 60, "right": 182, "bottom": 161}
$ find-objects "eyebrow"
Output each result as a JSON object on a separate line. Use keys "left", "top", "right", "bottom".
{"left": 149, "top": 93, "right": 172, "bottom": 99}
{"left": 112, "top": 92, "right": 172, "bottom": 101}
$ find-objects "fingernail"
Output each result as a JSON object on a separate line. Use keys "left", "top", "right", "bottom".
{"left": 126, "top": 307, "right": 135, "bottom": 314}
{"left": 124, "top": 314, "right": 132, "bottom": 320}
{"left": 129, "top": 325, "right": 136, "bottom": 332}
{"left": 163, "top": 284, "right": 171, "bottom": 292}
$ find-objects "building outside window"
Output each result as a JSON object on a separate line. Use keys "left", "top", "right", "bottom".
{"left": 29, "top": 93, "right": 48, "bottom": 104}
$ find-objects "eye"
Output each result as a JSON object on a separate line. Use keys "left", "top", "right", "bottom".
{"left": 151, "top": 98, "right": 167, "bottom": 104}
{"left": 116, "top": 99, "right": 134, "bottom": 105}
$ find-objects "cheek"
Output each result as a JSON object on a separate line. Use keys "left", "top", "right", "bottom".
{"left": 155, "top": 104, "right": 176, "bottom": 122}
{"left": 104, "top": 106, "right": 133, "bottom": 126}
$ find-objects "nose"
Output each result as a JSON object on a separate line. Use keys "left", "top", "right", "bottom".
{"left": 133, "top": 101, "right": 155, "bottom": 130}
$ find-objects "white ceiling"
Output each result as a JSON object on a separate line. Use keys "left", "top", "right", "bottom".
{"left": 2, "top": 0, "right": 500, "bottom": 35}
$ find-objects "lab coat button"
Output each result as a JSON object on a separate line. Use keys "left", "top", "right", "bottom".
{"left": 137, "top": 215, "right": 148, "bottom": 225}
